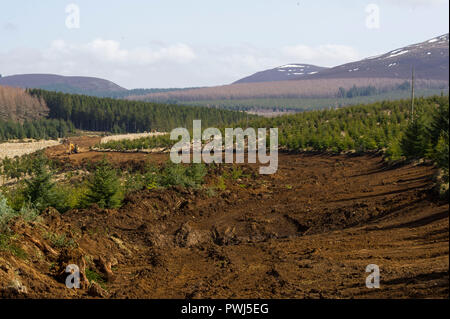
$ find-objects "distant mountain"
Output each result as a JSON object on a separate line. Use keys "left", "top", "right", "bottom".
{"left": 1, "top": 33, "right": 447, "bottom": 102}
{"left": 233, "top": 64, "right": 327, "bottom": 84}
{"left": 131, "top": 33, "right": 448, "bottom": 103}
{"left": 232, "top": 34, "right": 448, "bottom": 85}
{"left": 0, "top": 74, "right": 205, "bottom": 98}
{"left": 0, "top": 74, "right": 127, "bottom": 97}
{"left": 301, "top": 33, "right": 449, "bottom": 82}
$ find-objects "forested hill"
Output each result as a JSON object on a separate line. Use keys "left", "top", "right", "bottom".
{"left": 27, "top": 89, "right": 248, "bottom": 133}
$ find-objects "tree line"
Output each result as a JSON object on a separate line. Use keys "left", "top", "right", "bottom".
{"left": 27, "top": 89, "right": 248, "bottom": 133}
{"left": 336, "top": 81, "right": 411, "bottom": 99}
{"left": 0, "top": 118, "right": 75, "bottom": 141}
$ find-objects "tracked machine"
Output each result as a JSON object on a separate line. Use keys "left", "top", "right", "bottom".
{"left": 64, "top": 140, "right": 79, "bottom": 154}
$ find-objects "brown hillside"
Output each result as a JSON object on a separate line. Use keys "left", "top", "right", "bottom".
{"left": 0, "top": 74, "right": 127, "bottom": 94}
{"left": 0, "top": 86, "right": 49, "bottom": 122}
{"left": 128, "top": 78, "right": 446, "bottom": 102}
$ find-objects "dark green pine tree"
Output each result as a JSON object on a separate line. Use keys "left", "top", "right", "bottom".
{"left": 23, "top": 153, "right": 56, "bottom": 210}
{"left": 400, "top": 115, "right": 429, "bottom": 159}
{"left": 434, "top": 133, "right": 449, "bottom": 173}
{"left": 85, "top": 157, "right": 123, "bottom": 209}
{"left": 428, "top": 99, "right": 449, "bottom": 146}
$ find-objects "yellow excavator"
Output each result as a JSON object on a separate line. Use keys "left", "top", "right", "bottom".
{"left": 68, "top": 143, "right": 79, "bottom": 154}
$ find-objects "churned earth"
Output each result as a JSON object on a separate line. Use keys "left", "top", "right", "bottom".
{"left": 1, "top": 137, "right": 448, "bottom": 298}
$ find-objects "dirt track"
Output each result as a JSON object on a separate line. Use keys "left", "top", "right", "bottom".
{"left": 1, "top": 137, "right": 448, "bottom": 299}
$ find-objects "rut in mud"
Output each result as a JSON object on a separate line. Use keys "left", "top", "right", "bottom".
{"left": 1, "top": 140, "right": 448, "bottom": 299}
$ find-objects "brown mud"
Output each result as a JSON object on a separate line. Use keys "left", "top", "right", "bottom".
{"left": 1, "top": 137, "right": 448, "bottom": 298}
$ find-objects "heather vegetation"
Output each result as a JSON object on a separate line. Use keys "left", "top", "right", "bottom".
{"left": 133, "top": 77, "right": 446, "bottom": 103}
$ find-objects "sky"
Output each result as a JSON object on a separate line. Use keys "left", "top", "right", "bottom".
{"left": 0, "top": 0, "right": 449, "bottom": 89}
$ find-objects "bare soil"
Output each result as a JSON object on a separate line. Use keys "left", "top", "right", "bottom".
{"left": 1, "top": 137, "right": 448, "bottom": 299}
{"left": 0, "top": 139, "right": 60, "bottom": 160}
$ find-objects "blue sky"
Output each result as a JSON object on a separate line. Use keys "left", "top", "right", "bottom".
{"left": 1, "top": 0, "right": 448, "bottom": 88}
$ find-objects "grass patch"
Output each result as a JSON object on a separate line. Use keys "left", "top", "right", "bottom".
{"left": 85, "top": 268, "right": 107, "bottom": 289}
{"left": 0, "top": 233, "right": 28, "bottom": 259}
{"left": 215, "top": 176, "right": 226, "bottom": 191}
{"left": 205, "top": 187, "right": 217, "bottom": 197}
{"left": 45, "top": 232, "right": 77, "bottom": 249}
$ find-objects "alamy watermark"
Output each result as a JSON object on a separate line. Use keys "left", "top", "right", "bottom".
{"left": 65, "top": 3, "right": 80, "bottom": 29}
{"left": 65, "top": 264, "right": 80, "bottom": 289}
{"left": 365, "top": 264, "right": 380, "bottom": 288}
{"left": 169, "top": 120, "right": 278, "bottom": 174}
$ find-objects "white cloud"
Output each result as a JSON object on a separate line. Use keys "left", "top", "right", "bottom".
{"left": 46, "top": 38, "right": 196, "bottom": 65}
{"left": 0, "top": 39, "right": 359, "bottom": 87}
{"left": 281, "top": 44, "right": 361, "bottom": 67}
{"left": 0, "top": 39, "right": 198, "bottom": 88}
